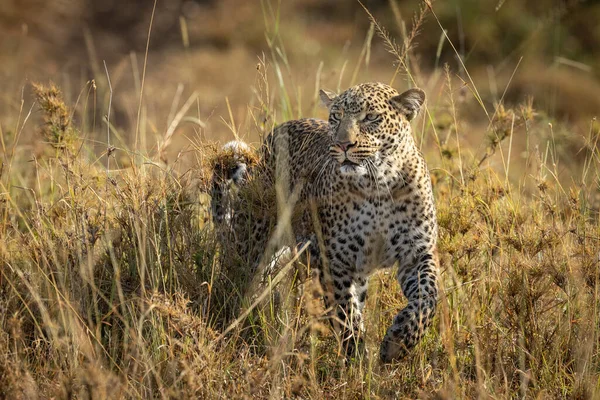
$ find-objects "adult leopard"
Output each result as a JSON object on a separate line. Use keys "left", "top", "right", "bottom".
{"left": 211, "top": 82, "right": 439, "bottom": 363}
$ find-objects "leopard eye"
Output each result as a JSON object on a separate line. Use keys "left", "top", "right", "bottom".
{"left": 330, "top": 110, "right": 343, "bottom": 121}
{"left": 362, "top": 113, "right": 379, "bottom": 122}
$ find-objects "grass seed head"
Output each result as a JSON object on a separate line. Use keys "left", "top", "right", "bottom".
{"left": 32, "top": 82, "right": 77, "bottom": 151}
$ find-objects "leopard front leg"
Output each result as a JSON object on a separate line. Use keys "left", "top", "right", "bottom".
{"left": 380, "top": 249, "right": 439, "bottom": 363}
{"left": 309, "top": 233, "right": 367, "bottom": 358}
{"left": 321, "top": 261, "right": 367, "bottom": 358}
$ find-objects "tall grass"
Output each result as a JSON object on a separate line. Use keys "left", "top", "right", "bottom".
{"left": 1, "top": 2, "right": 600, "bottom": 399}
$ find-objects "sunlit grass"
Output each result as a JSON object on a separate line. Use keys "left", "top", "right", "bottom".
{"left": 1, "top": 2, "right": 600, "bottom": 399}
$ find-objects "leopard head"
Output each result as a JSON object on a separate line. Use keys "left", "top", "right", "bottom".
{"left": 320, "top": 82, "right": 425, "bottom": 176}
{"left": 210, "top": 140, "right": 257, "bottom": 225}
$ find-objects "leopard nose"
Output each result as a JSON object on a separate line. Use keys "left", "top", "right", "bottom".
{"left": 336, "top": 141, "right": 357, "bottom": 152}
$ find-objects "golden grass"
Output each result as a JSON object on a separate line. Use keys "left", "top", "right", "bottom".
{"left": 1, "top": 2, "right": 600, "bottom": 399}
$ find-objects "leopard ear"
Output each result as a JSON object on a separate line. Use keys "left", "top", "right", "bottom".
{"left": 390, "top": 88, "right": 426, "bottom": 121}
{"left": 319, "top": 89, "right": 337, "bottom": 108}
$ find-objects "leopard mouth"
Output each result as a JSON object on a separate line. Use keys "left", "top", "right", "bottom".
{"left": 339, "top": 157, "right": 368, "bottom": 176}
{"left": 342, "top": 159, "right": 360, "bottom": 167}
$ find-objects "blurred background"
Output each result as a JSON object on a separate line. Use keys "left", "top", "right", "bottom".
{"left": 1, "top": 3, "right": 600, "bottom": 397}
{"left": 1, "top": 0, "right": 599, "bottom": 174}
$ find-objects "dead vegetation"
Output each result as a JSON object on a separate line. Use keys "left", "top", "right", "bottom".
{"left": 1, "top": 1, "right": 599, "bottom": 399}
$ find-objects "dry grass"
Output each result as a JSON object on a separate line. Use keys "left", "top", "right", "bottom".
{"left": 1, "top": 1, "right": 600, "bottom": 399}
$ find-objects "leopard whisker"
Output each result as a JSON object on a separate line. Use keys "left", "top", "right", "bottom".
{"left": 366, "top": 159, "right": 382, "bottom": 209}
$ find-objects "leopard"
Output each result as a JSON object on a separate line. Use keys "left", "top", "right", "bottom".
{"left": 210, "top": 140, "right": 256, "bottom": 227}
{"left": 210, "top": 82, "right": 439, "bottom": 363}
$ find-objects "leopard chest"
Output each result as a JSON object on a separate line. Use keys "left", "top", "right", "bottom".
{"left": 316, "top": 193, "right": 412, "bottom": 274}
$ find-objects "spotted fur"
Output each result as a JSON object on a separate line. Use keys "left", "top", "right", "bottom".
{"left": 212, "top": 82, "right": 439, "bottom": 362}
{"left": 210, "top": 140, "right": 255, "bottom": 226}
